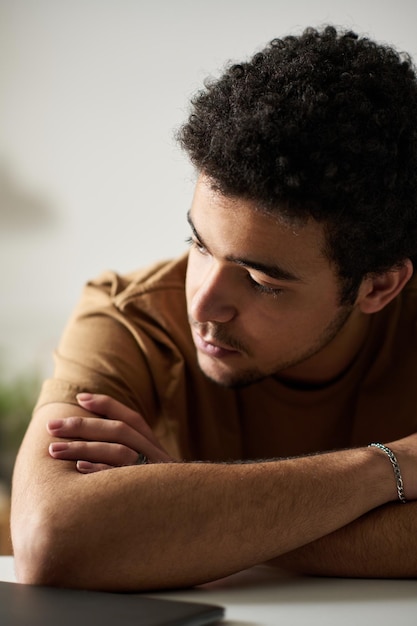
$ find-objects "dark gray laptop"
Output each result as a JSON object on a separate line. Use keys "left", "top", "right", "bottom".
{"left": 0, "top": 580, "right": 224, "bottom": 626}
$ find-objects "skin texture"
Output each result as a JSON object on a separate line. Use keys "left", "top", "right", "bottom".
{"left": 11, "top": 177, "right": 417, "bottom": 589}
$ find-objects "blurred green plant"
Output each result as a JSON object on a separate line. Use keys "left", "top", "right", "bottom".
{"left": 0, "top": 369, "right": 41, "bottom": 489}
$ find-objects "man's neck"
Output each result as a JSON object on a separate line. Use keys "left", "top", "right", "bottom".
{"left": 275, "top": 310, "right": 372, "bottom": 388}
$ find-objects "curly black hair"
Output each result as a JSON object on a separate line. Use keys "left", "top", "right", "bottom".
{"left": 178, "top": 26, "right": 417, "bottom": 304}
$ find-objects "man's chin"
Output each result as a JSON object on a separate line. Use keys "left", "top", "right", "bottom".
{"left": 198, "top": 361, "right": 268, "bottom": 389}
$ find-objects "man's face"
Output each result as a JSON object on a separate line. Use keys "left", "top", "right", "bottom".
{"left": 185, "top": 176, "right": 365, "bottom": 388}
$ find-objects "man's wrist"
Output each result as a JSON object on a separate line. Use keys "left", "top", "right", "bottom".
{"left": 365, "top": 444, "right": 408, "bottom": 505}
{"left": 368, "top": 443, "right": 407, "bottom": 503}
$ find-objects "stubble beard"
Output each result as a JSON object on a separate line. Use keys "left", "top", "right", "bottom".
{"left": 195, "top": 304, "right": 354, "bottom": 388}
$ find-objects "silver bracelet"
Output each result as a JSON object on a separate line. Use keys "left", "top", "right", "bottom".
{"left": 368, "top": 443, "right": 407, "bottom": 503}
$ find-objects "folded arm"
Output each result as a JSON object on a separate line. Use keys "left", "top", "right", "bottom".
{"left": 11, "top": 397, "right": 417, "bottom": 591}
{"left": 267, "top": 500, "right": 417, "bottom": 577}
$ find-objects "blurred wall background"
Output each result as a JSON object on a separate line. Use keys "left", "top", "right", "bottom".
{"left": 1, "top": 0, "right": 416, "bottom": 381}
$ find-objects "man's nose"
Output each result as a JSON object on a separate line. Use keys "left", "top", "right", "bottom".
{"left": 189, "top": 264, "right": 238, "bottom": 324}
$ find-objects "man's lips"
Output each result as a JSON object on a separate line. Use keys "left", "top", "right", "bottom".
{"left": 192, "top": 329, "right": 240, "bottom": 357}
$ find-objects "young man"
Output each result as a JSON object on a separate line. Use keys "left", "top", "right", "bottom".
{"left": 11, "top": 25, "right": 417, "bottom": 589}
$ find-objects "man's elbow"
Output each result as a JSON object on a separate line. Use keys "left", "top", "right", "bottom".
{"left": 12, "top": 507, "right": 80, "bottom": 587}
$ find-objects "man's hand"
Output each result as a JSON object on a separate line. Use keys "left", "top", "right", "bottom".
{"left": 47, "top": 393, "right": 173, "bottom": 472}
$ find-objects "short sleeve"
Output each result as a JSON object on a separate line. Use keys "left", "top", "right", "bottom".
{"left": 34, "top": 270, "right": 161, "bottom": 424}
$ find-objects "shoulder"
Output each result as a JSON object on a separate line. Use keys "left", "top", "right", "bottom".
{"left": 84, "top": 254, "right": 188, "bottom": 309}
{"left": 39, "top": 254, "right": 191, "bottom": 419}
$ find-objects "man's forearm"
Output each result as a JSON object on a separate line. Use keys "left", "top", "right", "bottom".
{"left": 13, "top": 458, "right": 392, "bottom": 590}
{"left": 11, "top": 403, "right": 401, "bottom": 591}
{"left": 268, "top": 501, "right": 417, "bottom": 578}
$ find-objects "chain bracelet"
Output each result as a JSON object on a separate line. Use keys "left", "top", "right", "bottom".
{"left": 368, "top": 442, "right": 407, "bottom": 504}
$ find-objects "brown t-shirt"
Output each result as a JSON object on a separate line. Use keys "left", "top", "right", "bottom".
{"left": 35, "top": 253, "right": 417, "bottom": 461}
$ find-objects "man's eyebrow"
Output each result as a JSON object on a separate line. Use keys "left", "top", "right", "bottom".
{"left": 186, "top": 211, "right": 302, "bottom": 283}
{"left": 229, "top": 256, "right": 302, "bottom": 282}
{"left": 187, "top": 211, "right": 203, "bottom": 243}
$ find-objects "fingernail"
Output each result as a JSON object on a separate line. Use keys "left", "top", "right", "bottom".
{"left": 50, "top": 442, "right": 69, "bottom": 453}
{"left": 76, "top": 461, "right": 96, "bottom": 473}
{"left": 48, "top": 419, "right": 64, "bottom": 430}
{"left": 77, "top": 393, "right": 93, "bottom": 402}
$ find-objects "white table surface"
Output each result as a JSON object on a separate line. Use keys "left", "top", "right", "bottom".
{"left": 1, "top": 556, "right": 416, "bottom": 626}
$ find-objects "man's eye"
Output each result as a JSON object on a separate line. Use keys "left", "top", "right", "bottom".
{"left": 247, "top": 273, "right": 283, "bottom": 297}
{"left": 185, "top": 236, "right": 207, "bottom": 254}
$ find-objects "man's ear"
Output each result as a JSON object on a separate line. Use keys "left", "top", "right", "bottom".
{"left": 357, "top": 259, "right": 413, "bottom": 314}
